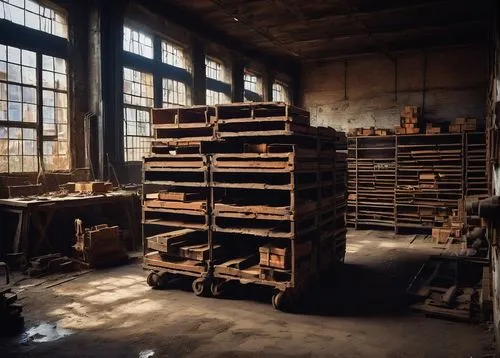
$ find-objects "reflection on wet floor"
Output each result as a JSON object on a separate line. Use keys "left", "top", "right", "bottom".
{"left": 19, "top": 322, "right": 73, "bottom": 344}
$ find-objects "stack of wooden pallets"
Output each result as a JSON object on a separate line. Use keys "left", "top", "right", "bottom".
{"left": 142, "top": 102, "right": 347, "bottom": 310}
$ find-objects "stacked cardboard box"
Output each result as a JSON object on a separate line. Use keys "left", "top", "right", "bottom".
{"left": 449, "top": 117, "right": 477, "bottom": 133}
{"left": 395, "top": 105, "right": 421, "bottom": 135}
{"left": 425, "top": 123, "right": 441, "bottom": 134}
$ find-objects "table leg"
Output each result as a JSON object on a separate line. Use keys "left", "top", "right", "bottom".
{"left": 31, "top": 208, "right": 55, "bottom": 255}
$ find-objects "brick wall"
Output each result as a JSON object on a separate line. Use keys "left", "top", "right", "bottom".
{"left": 300, "top": 45, "right": 488, "bottom": 132}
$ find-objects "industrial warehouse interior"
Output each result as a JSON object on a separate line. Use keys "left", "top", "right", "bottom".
{"left": 0, "top": 0, "right": 499, "bottom": 357}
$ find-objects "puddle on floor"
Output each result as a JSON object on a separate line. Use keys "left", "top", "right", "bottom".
{"left": 19, "top": 322, "right": 73, "bottom": 344}
{"left": 139, "top": 349, "right": 155, "bottom": 358}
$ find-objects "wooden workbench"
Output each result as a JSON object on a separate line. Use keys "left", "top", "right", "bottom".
{"left": 0, "top": 191, "right": 140, "bottom": 258}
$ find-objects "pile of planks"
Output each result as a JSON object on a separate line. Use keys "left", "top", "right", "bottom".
{"left": 407, "top": 256, "right": 486, "bottom": 322}
{"left": 142, "top": 102, "right": 348, "bottom": 308}
{"left": 349, "top": 127, "right": 390, "bottom": 137}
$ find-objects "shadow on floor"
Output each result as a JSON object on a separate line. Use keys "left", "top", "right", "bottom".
{"left": 158, "top": 251, "right": 426, "bottom": 317}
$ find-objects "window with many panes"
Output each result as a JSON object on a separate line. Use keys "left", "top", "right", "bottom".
{"left": 206, "top": 89, "right": 230, "bottom": 106}
{"left": 122, "top": 24, "right": 194, "bottom": 162}
{"left": 123, "top": 67, "right": 153, "bottom": 162}
{"left": 123, "top": 25, "right": 153, "bottom": 59}
{"left": 244, "top": 71, "right": 263, "bottom": 102}
{"left": 162, "top": 41, "right": 189, "bottom": 71}
{"left": 272, "top": 81, "right": 290, "bottom": 103}
{"left": 205, "top": 57, "right": 222, "bottom": 81}
{"left": 162, "top": 78, "right": 190, "bottom": 108}
{"left": 0, "top": 0, "right": 68, "bottom": 38}
{"left": 0, "top": 43, "right": 69, "bottom": 173}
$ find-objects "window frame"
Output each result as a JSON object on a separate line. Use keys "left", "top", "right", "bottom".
{"left": 272, "top": 80, "right": 291, "bottom": 104}
{"left": 205, "top": 55, "right": 231, "bottom": 105}
{"left": 122, "top": 21, "right": 193, "bottom": 163}
{"left": 0, "top": 0, "right": 70, "bottom": 174}
{"left": 244, "top": 70, "right": 263, "bottom": 102}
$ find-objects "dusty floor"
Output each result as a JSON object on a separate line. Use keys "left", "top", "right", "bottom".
{"left": 0, "top": 230, "right": 495, "bottom": 358}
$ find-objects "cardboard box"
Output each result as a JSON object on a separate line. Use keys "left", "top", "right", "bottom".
{"left": 426, "top": 127, "right": 441, "bottom": 134}
{"left": 75, "top": 181, "right": 107, "bottom": 193}
{"left": 362, "top": 128, "right": 375, "bottom": 136}
{"left": 449, "top": 124, "right": 462, "bottom": 133}
{"left": 259, "top": 245, "right": 290, "bottom": 269}
{"left": 419, "top": 173, "right": 435, "bottom": 181}
{"left": 406, "top": 128, "right": 420, "bottom": 134}
{"left": 395, "top": 127, "right": 406, "bottom": 135}
{"left": 432, "top": 228, "right": 452, "bottom": 244}
{"left": 466, "top": 118, "right": 477, "bottom": 126}
{"left": 455, "top": 117, "right": 466, "bottom": 125}
{"left": 463, "top": 123, "right": 476, "bottom": 131}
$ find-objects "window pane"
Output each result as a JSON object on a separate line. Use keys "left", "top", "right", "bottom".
{"left": 123, "top": 25, "right": 153, "bottom": 59}
{"left": 0, "top": 0, "right": 67, "bottom": 38}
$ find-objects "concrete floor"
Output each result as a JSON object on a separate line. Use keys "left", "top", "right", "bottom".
{"left": 0, "top": 230, "right": 494, "bottom": 357}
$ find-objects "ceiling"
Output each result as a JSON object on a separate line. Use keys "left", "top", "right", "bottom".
{"left": 162, "top": 0, "right": 490, "bottom": 62}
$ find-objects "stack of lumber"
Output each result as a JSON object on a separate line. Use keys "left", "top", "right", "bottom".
{"left": 395, "top": 105, "right": 421, "bottom": 135}
{"left": 142, "top": 102, "right": 347, "bottom": 309}
{"left": 347, "top": 136, "right": 396, "bottom": 229}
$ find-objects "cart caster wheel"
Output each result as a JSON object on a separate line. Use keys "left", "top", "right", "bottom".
{"left": 192, "top": 278, "right": 210, "bottom": 297}
{"left": 272, "top": 290, "right": 287, "bottom": 311}
{"left": 210, "top": 280, "right": 224, "bottom": 297}
{"left": 147, "top": 272, "right": 162, "bottom": 289}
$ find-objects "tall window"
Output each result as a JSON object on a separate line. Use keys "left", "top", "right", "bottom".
{"left": 244, "top": 71, "right": 263, "bottom": 102}
{"left": 205, "top": 56, "right": 231, "bottom": 105}
{"left": 272, "top": 81, "right": 290, "bottom": 103}
{"left": 123, "top": 24, "right": 194, "bottom": 162}
{"left": 0, "top": 43, "right": 68, "bottom": 173}
{"left": 123, "top": 67, "right": 153, "bottom": 162}
{"left": 205, "top": 57, "right": 222, "bottom": 81}
{"left": 123, "top": 25, "right": 153, "bottom": 59}
{"left": 0, "top": 0, "right": 68, "bottom": 38}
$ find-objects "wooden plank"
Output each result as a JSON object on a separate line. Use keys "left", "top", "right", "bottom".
{"left": 144, "top": 199, "right": 206, "bottom": 211}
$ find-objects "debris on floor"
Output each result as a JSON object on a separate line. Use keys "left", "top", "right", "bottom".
{"left": 406, "top": 255, "right": 489, "bottom": 322}
{"left": 26, "top": 253, "right": 76, "bottom": 277}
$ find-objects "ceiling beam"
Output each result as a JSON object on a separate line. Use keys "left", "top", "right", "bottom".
{"left": 209, "top": 0, "right": 299, "bottom": 57}
{"left": 135, "top": 0, "right": 299, "bottom": 72}
{"left": 335, "top": 0, "right": 396, "bottom": 62}
{"left": 265, "top": 0, "right": 464, "bottom": 30}
{"left": 302, "top": 29, "right": 486, "bottom": 62}
{"left": 271, "top": 0, "right": 308, "bottom": 21}
{"left": 282, "top": 20, "right": 484, "bottom": 44}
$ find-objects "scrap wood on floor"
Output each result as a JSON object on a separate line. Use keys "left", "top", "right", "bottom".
{"left": 406, "top": 255, "right": 490, "bottom": 323}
